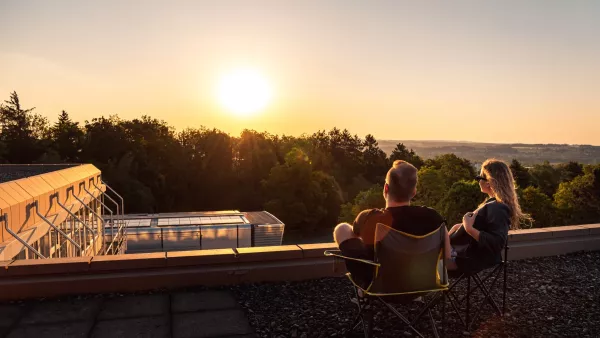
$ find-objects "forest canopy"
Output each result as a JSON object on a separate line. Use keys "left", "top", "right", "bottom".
{"left": 1, "top": 92, "right": 599, "bottom": 238}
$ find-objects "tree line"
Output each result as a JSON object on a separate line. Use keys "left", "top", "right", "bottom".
{"left": 1, "top": 92, "right": 599, "bottom": 238}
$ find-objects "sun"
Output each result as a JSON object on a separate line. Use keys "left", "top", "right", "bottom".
{"left": 217, "top": 69, "right": 273, "bottom": 116}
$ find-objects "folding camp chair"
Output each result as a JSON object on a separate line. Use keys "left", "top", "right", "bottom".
{"left": 444, "top": 245, "right": 509, "bottom": 330}
{"left": 325, "top": 223, "right": 449, "bottom": 338}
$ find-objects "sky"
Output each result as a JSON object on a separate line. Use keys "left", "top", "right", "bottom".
{"left": 1, "top": 0, "right": 599, "bottom": 145}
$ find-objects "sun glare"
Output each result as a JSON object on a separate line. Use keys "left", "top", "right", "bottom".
{"left": 217, "top": 69, "right": 273, "bottom": 116}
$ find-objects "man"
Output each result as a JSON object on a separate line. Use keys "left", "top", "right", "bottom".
{"left": 333, "top": 160, "right": 454, "bottom": 287}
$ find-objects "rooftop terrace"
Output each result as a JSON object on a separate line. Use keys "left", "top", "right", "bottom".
{"left": 1, "top": 165, "right": 599, "bottom": 337}
{"left": 0, "top": 251, "right": 598, "bottom": 338}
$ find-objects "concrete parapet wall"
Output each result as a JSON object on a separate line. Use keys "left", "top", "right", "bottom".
{"left": 508, "top": 224, "right": 600, "bottom": 259}
{"left": 0, "top": 224, "right": 599, "bottom": 301}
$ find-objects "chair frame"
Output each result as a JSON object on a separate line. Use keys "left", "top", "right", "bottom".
{"left": 445, "top": 245, "right": 509, "bottom": 330}
{"left": 325, "top": 224, "right": 450, "bottom": 338}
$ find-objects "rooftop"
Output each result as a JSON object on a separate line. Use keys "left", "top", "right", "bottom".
{"left": 0, "top": 251, "right": 598, "bottom": 338}
{"left": 233, "top": 251, "right": 600, "bottom": 338}
{"left": 0, "top": 164, "right": 79, "bottom": 184}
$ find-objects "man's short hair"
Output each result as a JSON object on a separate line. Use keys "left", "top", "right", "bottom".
{"left": 386, "top": 160, "right": 418, "bottom": 203}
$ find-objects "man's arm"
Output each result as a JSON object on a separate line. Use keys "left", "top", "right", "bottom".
{"left": 352, "top": 210, "right": 371, "bottom": 238}
{"left": 444, "top": 227, "right": 458, "bottom": 270}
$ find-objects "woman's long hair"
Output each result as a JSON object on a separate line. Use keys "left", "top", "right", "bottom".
{"left": 480, "top": 159, "right": 530, "bottom": 229}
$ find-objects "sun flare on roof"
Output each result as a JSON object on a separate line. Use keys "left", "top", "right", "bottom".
{"left": 217, "top": 68, "right": 273, "bottom": 117}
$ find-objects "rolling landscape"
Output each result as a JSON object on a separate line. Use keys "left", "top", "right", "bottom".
{"left": 379, "top": 140, "right": 600, "bottom": 166}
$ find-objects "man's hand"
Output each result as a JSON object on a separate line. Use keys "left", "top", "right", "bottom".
{"left": 448, "top": 223, "right": 462, "bottom": 235}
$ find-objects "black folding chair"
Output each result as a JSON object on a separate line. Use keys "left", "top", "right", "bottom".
{"left": 445, "top": 245, "right": 509, "bottom": 330}
{"left": 325, "top": 223, "right": 449, "bottom": 338}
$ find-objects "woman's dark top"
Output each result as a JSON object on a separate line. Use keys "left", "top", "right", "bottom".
{"left": 450, "top": 197, "right": 510, "bottom": 273}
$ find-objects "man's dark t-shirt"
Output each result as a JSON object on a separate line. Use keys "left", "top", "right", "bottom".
{"left": 351, "top": 205, "right": 445, "bottom": 259}
{"left": 339, "top": 205, "right": 445, "bottom": 288}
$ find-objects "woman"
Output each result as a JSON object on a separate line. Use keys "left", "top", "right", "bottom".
{"left": 447, "top": 158, "right": 529, "bottom": 273}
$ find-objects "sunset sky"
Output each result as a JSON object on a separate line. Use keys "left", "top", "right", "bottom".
{"left": 1, "top": 0, "right": 599, "bottom": 145}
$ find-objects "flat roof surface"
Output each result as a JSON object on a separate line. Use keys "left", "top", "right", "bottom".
{"left": 0, "top": 164, "right": 79, "bottom": 183}
{"left": 0, "top": 251, "right": 597, "bottom": 337}
{"left": 122, "top": 210, "right": 244, "bottom": 219}
{"left": 243, "top": 211, "right": 283, "bottom": 225}
{"left": 0, "top": 290, "right": 254, "bottom": 338}
{"left": 112, "top": 211, "right": 283, "bottom": 228}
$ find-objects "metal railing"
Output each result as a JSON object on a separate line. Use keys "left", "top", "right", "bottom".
{"left": 1, "top": 213, "right": 46, "bottom": 259}
{"left": 0, "top": 165, "right": 127, "bottom": 261}
{"left": 53, "top": 192, "right": 98, "bottom": 256}
{"left": 99, "top": 177, "right": 127, "bottom": 254}
{"left": 34, "top": 201, "right": 83, "bottom": 256}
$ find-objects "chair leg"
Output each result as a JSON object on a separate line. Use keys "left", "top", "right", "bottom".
{"left": 473, "top": 273, "right": 502, "bottom": 315}
{"left": 379, "top": 298, "right": 425, "bottom": 338}
{"left": 447, "top": 290, "right": 466, "bottom": 328}
{"left": 442, "top": 291, "right": 446, "bottom": 338}
{"left": 503, "top": 261, "right": 508, "bottom": 314}
{"left": 361, "top": 298, "right": 373, "bottom": 338}
{"left": 411, "top": 293, "right": 440, "bottom": 326}
{"left": 466, "top": 276, "right": 471, "bottom": 330}
{"left": 350, "top": 313, "right": 363, "bottom": 331}
{"left": 345, "top": 286, "right": 365, "bottom": 334}
{"left": 428, "top": 308, "right": 440, "bottom": 338}
{"left": 468, "top": 268, "right": 504, "bottom": 329}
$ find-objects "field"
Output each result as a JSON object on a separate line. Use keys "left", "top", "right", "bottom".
{"left": 379, "top": 140, "right": 600, "bottom": 165}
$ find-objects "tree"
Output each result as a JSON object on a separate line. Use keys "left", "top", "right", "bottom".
{"left": 262, "top": 148, "right": 339, "bottom": 233}
{"left": 233, "top": 130, "right": 281, "bottom": 210}
{"left": 0, "top": 91, "right": 49, "bottom": 163}
{"left": 554, "top": 167, "right": 600, "bottom": 225}
{"left": 362, "top": 134, "right": 389, "bottom": 183}
{"left": 510, "top": 159, "right": 532, "bottom": 189}
{"left": 338, "top": 185, "right": 385, "bottom": 223}
{"left": 0, "top": 140, "right": 6, "bottom": 163}
{"left": 178, "top": 127, "right": 235, "bottom": 211}
{"left": 413, "top": 167, "right": 447, "bottom": 209}
{"left": 557, "top": 161, "right": 584, "bottom": 183}
{"left": 81, "top": 116, "right": 131, "bottom": 164}
{"left": 424, "top": 154, "right": 476, "bottom": 188}
{"left": 390, "top": 143, "right": 424, "bottom": 169}
{"left": 101, "top": 152, "right": 156, "bottom": 213}
{"left": 123, "top": 116, "right": 183, "bottom": 212}
{"left": 438, "top": 180, "right": 484, "bottom": 225}
{"left": 313, "top": 170, "right": 344, "bottom": 228}
{"left": 519, "top": 186, "right": 556, "bottom": 228}
{"left": 51, "top": 110, "right": 84, "bottom": 162}
{"left": 530, "top": 161, "right": 562, "bottom": 197}
{"left": 307, "top": 128, "right": 365, "bottom": 199}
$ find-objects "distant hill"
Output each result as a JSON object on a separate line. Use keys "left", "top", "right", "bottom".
{"left": 379, "top": 140, "right": 600, "bottom": 165}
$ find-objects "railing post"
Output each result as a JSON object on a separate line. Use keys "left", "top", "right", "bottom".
{"left": 92, "top": 179, "right": 125, "bottom": 254}
{"left": 1, "top": 213, "right": 46, "bottom": 259}
{"left": 100, "top": 177, "right": 127, "bottom": 252}
{"left": 82, "top": 179, "right": 114, "bottom": 254}
{"left": 33, "top": 201, "right": 83, "bottom": 255}
{"left": 70, "top": 184, "right": 106, "bottom": 256}
{"left": 53, "top": 192, "right": 98, "bottom": 255}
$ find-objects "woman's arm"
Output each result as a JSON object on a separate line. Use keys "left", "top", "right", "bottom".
{"left": 463, "top": 204, "right": 509, "bottom": 253}
{"left": 448, "top": 223, "right": 462, "bottom": 235}
{"left": 463, "top": 213, "right": 481, "bottom": 241}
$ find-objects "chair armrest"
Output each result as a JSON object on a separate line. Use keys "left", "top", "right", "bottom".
{"left": 324, "top": 250, "right": 380, "bottom": 267}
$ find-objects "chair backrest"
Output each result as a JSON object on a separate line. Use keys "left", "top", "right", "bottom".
{"left": 368, "top": 223, "right": 447, "bottom": 295}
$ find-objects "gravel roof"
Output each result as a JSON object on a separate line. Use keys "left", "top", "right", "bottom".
{"left": 1, "top": 251, "right": 597, "bottom": 337}
{"left": 232, "top": 251, "right": 600, "bottom": 338}
{"left": 0, "top": 164, "right": 78, "bottom": 183}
